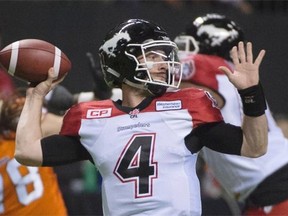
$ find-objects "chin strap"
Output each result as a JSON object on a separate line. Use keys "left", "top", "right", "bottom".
{"left": 124, "top": 78, "right": 167, "bottom": 97}
{"left": 147, "top": 83, "right": 167, "bottom": 96}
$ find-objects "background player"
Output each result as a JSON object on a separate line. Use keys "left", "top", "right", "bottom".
{"left": 0, "top": 88, "right": 67, "bottom": 215}
{"left": 175, "top": 13, "right": 288, "bottom": 215}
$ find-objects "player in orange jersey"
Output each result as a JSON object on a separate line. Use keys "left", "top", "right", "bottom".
{"left": 0, "top": 88, "right": 67, "bottom": 215}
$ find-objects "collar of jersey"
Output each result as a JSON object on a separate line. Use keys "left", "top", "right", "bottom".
{"left": 113, "top": 96, "right": 154, "bottom": 114}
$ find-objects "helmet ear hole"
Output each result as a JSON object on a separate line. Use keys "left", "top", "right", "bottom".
{"left": 136, "top": 71, "right": 147, "bottom": 80}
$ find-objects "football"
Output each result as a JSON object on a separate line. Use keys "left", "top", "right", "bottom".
{"left": 0, "top": 39, "right": 71, "bottom": 83}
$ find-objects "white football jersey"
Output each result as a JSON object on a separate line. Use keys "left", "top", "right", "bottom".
{"left": 60, "top": 88, "right": 223, "bottom": 216}
{"left": 180, "top": 53, "right": 288, "bottom": 202}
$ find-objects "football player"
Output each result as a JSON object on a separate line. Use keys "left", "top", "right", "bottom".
{"left": 0, "top": 89, "right": 67, "bottom": 215}
{"left": 15, "top": 18, "right": 267, "bottom": 215}
{"left": 175, "top": 13, "right": 288, "bottom": 215}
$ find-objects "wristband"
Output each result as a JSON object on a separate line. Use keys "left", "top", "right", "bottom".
{"left": 238, "top": 83, "right": 267, "bottom": 117}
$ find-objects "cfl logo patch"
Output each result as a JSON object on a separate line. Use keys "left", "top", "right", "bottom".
{"left": 86, "top": 108, "right": 112, "bottom": 119}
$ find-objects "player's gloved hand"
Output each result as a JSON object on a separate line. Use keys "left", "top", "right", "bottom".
{"left": 86, "top": 52, "right": 112, "bottom": 100}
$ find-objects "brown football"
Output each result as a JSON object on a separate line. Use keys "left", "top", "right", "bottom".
{"left": 0, "top": 39, "right": 71, "bottom": 83}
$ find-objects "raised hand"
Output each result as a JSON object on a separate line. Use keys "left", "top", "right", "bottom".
{"left": 218, "top": 41, "right": 266, "bottom": 90}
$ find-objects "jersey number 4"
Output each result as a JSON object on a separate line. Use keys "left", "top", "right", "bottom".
{"left": 114, "top": 133, "right": 158, "bottom": 198}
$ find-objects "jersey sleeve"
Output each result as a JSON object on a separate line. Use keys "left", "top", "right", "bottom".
{"left": 41, "top": 135, "right": 92, "bottom": 166}
{"left": 179, "top": 88, "right": 242, "bottom": 155}
{"left": 42, "top": 104, "right": 93, "bottom": 166}
{"left": 185, "top": 89, "right": 223, "bottom": 128}
{"left": 60, "top": 104, "right": 83, "bottom": 136}
{"left": 185, "top": 122, "right": 243, "bottom": 155}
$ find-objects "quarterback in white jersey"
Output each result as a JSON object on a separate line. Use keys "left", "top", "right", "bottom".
{"left": 60, "top": 88, "right": 223, "bottom": 215}
{"left": 15, "top": 19, "right": 267, "bottom": 216}
{"left": 176, "top": 13, "right": 288, "bottom": 215}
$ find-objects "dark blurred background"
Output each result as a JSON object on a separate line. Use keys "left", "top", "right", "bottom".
{"left": 0, "top": 0, "right": 288, "bottom": 115}
{"left": 1, "top": 1, "right": 288, "bottom": 215}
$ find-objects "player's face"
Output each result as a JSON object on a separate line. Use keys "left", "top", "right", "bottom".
{"left": 137, "top": 50, "right": 168, "bottom": 83}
